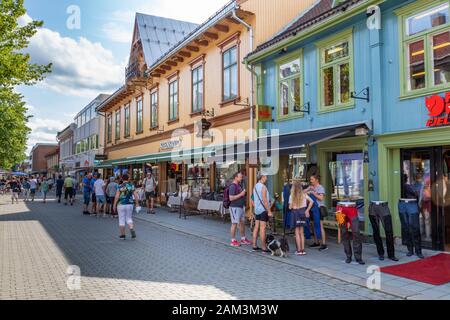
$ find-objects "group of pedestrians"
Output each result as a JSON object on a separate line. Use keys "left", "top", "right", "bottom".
{"left": 2, "top": 175, "right": 54, "bottom": 204}
{"left": 227, "top": 172, "right": 330, "bottom": 257}
{"left": 80, "top": 172, "right": 141, "bottom": 240}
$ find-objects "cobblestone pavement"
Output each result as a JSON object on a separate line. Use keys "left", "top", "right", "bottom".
{"left": 0, "top": 194, "right": 399, "bottom": 300}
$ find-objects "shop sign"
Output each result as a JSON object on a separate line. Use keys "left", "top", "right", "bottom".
{"left": 256, "top": 105, "right": 273, "bottom": 122}
{"left": 160, "top": 139, "right": 181, "bottom": 150}
{"left": 426, "top": 93, "right": 450, "bottom": 127}
{"left": 95, "top": 154, "right": 108, "bottom": 161}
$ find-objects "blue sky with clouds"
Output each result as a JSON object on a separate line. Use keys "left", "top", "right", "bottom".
{"left": 20, "top": 0, "right": 229, "bottom": 153}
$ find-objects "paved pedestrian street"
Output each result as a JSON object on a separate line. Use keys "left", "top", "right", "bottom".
{"left": 0, "top": 194, "right": 399, "bottom": 300}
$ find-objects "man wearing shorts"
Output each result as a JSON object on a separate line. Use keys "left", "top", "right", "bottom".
{"left": 82, "top": 173, "right": 92, "bottom": 215}
{"left": 93, "top": 173, "right": 106, "bottom": 217}
{"left": 90, "top": 173, "right": 98, "bottom": 215}
{"left": 29, "top": 176, "right": 38, "bottom": 201}
{"left": 228, "top": 172, "right": 251, "bottom": 247}
{"left": 143, "top": 172, "right": 157, "bottom": 214}
{"left": 64, "top": 175, "right": 74, "bottom": 206}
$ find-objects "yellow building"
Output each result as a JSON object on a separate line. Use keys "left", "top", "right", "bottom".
{"left": 96, "top": 0, "right": 316, "bottom": 202}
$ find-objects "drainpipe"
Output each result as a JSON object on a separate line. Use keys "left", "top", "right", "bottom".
{"left": 230, "top": 8, "right": 254, "bottom": 141}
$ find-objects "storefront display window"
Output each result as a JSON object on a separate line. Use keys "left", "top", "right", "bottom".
{"left": 187, "top": 163, "right": 210, "bottom": 196}
{"left": 132, "top": 165, "right": 143, "bottom": 183}
{"left": 329, "top": 152, "right": 365, "bottom": 220}
{"left": 167, "top": 162, "right": 183, "bottom": 194}
{"left": 216, "top": 161, "right": 245, "bottom": 193}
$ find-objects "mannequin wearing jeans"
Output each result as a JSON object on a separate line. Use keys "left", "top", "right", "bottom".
{"left": 369, "top": 201, "right": 398, "bottom": 261}
{"left": 337, "top": 202, "right": 364, "bottom": 265}
{"left": 398, "top": 199, "right": 424, "bottom": 259}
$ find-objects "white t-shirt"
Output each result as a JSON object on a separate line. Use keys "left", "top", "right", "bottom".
{"left": 29, "top": 179, "right": 37, "bottom": 189}
{"left": 143, "top": 177, "right": 156, "bottom": 192}
{"left": 93, "top": 179, "right": 106, "bottom": 196}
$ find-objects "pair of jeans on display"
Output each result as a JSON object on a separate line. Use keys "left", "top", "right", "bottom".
{"left": 337, "top": 204, "right": 363, "bottom": 262}
{"left": 398, "top": 199, "right": 422, "bottom": 255}
{"left": 369, "top": 202, "right": 396, "bottom": 259}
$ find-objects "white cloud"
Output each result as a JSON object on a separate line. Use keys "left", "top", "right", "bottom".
{"left": 18, "top": 13, "right": 33, "bottom": 26}
{"left": 102, "top": 0, "right": 229, "bottom": 43}
{"left": 26, "top": 117, "right": 68, "bottom": 154}
{"left": 25, "top": 26, "right": 123, "bottom": 97}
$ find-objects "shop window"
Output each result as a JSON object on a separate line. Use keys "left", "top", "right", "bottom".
{"left": 398, "top": 1, "right": 450, "bottom": 96}
{"left": 192, "top": 65, "right": 204, "bottom": 113}
{"left": 124, "top": 103, "right": 130, "bottom": 137}
{"left": 276, "top": 50, "right": 303, "bottom": 119}
{"left": 136, "top": 96, "right": 143, "bottom": 134}
{"left": 187, "top": 162, "right": 210, "bottom": 196}
{"left": 328, "top": 152, "right": 365, "bottom": 221}
{"left": 316, "top": 29, "right": 354, "bottom": 112}
{"left": 150, "top": 90, "right": 158, "bottom": 129}
{"left": 222, "top": 46, "right": 238, "bottom": 102}
{"left": 216, "top": 161, "right": 246, "bottom": 193}
{"left": 169, "top": 80, "right": 178, "bottom": 121}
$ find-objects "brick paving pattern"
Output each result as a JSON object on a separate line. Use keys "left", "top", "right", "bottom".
{"left": 0, "top": 194, "right": 398, "bottom": 300}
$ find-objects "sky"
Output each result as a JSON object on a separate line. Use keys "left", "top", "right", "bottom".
{"left": 20, "top": 0, "right": 230, "bottom": 154}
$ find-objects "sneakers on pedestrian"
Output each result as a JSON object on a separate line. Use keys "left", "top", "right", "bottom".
{"left": 230, "top": 240, "right": 241, "bottom": 247}
{"left": 319, "top": 245, "right": 328, "bottom": 252}
{"left": 417, "top": 253, "right": 425, "bottom": 259}
{"left": 309, "top": 243, "right": 320, "bottom": 248}
{"left": 345, "top": 257, "right": 352, "bottom": 264}
{"left": 356, "top": 259, "right": 366, "bottom": 265}
{"left": 252, "top": 247, "right": 261, "bottom": 252}
{"left": 119, "top": 235, "right": 126, "bottom": 240}
{"left": 407, "top": 251, "right": 414, "bottom": 257}
{"left": 295, "top": 251, "right": 302, "bottom": 256}
{"left": 241, "top": 238, "right": 252, "bottom": 245}
{"left": 130, "top": 229, "right": 136, "bottom": 240}
{"left": 262, "top": 249, "right": 271, "bottom": 254}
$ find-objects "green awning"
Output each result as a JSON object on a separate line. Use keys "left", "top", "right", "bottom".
{"left": 101, "top": 147, "right": 218, "bottom": 167}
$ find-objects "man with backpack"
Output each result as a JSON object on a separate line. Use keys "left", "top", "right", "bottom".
{"left": 225, "top": 172, "right": 251, "bottom": 247}
{"left": 143, "top": 171, "right": 157, "bottom": 214}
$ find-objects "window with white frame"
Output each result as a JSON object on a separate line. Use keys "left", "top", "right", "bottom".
{"left": 277, "top": 54, "right": 302, "bottom": 118}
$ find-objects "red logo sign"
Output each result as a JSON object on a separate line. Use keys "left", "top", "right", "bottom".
{"left": 426, "top": 93, "right": 450, "bottom": 127}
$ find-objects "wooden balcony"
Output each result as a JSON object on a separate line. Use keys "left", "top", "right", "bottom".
{"left": 125, "top": 62, "right": 148, "bottom": 86}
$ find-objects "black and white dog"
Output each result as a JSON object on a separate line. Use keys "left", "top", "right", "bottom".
{"left": 266, "top": 234, "right": 289, "bottom": 258}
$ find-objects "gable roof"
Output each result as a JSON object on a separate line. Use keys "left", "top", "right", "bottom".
{"left": 135, "top": 13, "right": 199, "bottom": 67}
{"left": 248, "top": 0, "right": 364, "bottom": 59}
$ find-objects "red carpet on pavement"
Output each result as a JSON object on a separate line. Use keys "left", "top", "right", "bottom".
{"left": 380, "top": 253, "right": 450, "bottom": 285}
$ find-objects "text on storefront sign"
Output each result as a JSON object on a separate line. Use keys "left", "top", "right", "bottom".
{"left": 426, "top": 92, "right": 450, "bottom": 127}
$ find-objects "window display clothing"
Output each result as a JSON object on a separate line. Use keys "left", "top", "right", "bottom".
{"left": 398, "top": 199, "right": 422, "bottom": 255}
{"left": 369, "top": 201, "right": 396, "bottom": 259}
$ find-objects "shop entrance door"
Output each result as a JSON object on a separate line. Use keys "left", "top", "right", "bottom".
{"left": 401, "top": 148, "right": 447, "bottom": 251}
{"left": 441, "top": 149, "right": 450, "bottom": 251}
